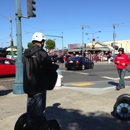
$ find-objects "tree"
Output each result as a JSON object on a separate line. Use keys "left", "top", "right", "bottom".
{"left": 45, "top": 39, "right": 55, "bottom": 51}
{"left": 13, "top": 46, "right": 24, "bottom": 51}
{"left": 27, "top": 42, "right": 33, "bottom": 48}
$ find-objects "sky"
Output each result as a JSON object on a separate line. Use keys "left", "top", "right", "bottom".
{"left": 0, "top": 0, "right": 130, "bottom": 49}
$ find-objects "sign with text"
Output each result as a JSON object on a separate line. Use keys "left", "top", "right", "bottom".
{"left": 68, "top": 44, "right": 81, "bottom": 50}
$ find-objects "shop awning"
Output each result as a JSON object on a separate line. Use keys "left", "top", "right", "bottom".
{"left": 86, "top": 47, "right": 110, "bottom": 51}
{"left": 68, "top": 49, "right": 82, "bottom": 52}
{"left": 68, "top": 47, "right": 110, "bottom": 52}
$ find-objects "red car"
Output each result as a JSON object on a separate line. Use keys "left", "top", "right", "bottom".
{"left": 0, "top": 57, "right": 16, "bottom": 76}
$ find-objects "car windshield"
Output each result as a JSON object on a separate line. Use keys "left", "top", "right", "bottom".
{"left": 69, "top": 57, "right": 82, "bottom": 60}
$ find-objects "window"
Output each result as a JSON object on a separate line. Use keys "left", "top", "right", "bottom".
{"left": 0, "top": 60, "right": 3, "bottom": 64}
{"left": 10, "top": 60, "right": 15, "bottom": 65}
{"left": 85, "top": 58, "right": 90, "bottom": 62}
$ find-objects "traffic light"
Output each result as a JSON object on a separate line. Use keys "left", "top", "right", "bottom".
{"left": 27, "top": 0, "right": 36, "bottom": 17}
{"left": 92, "top": 39, "right": 95, "bottom": 48}
{"left": 115, "top": 45, "right": 118, "bottom": 50}
{"left": 10, "top": 39, "right": 14, "bottom": 46}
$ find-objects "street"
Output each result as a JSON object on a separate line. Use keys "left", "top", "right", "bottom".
{"left": 0, "top": 62, "right": 130, "bottom": 91}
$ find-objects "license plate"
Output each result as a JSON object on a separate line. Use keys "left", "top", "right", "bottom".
{"left": 69, "top": 61, "right": 73, "bottom": 63}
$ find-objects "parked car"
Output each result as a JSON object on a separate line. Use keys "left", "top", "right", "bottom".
{"left": 0, "top": 57, "right": 15, "bottom": 76}
{"left": 65, "top": 57, "right": 94, "bottom": 70}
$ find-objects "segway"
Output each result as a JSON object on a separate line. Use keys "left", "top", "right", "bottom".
{"left": 113, "top": 94, "right": 130, "bottom": 120}
{"left": 14, "top": 113, "right": 60, "bottom": 130}
{"left": 14, "top": 69, "right": 61, "bottom": 130}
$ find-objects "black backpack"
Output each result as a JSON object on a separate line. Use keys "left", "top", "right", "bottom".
{"left": 22, "top": 50, "right": 58, "bottom": 95}
{"left": 22, "top": 51, "right": 42, "bottom": 95}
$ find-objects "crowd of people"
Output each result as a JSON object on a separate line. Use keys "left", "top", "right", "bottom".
{"left": 48, "top": 51, "right": 114, "bottom": 63}
{"left": 85, "top": 51, "right": 113, "bottom": 63}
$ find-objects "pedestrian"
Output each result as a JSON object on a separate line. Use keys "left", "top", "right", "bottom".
{"left": 108, "top": 52, "right": 112, "bottom": 63}
{"left": 100, "top": 51, "right": 104, "bottom": 62}
{"left": 63, "top": 55, "right": 66, "bottom": 63}
{"left": 22, "top": 32, "right": 59, "bottom": 130}
{"left": 114, "top": 48, "right": 130, "bottom": 90}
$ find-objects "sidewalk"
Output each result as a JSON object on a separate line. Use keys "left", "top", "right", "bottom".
{"left": 0, "top": 85, "right": 130, "bottom": 130}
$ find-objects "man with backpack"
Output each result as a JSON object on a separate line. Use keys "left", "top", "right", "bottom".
{"left": 22, "top": 32, "right": 59, "bottom": 130}
{"left": 114, "top": 48, "right": 130, "bottom": 90}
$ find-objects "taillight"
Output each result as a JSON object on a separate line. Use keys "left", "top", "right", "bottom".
{"left": 76, "top": 61, "right": 80, "bottom": 65}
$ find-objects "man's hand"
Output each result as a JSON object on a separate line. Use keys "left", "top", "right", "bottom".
{"left": 122, "top": 63, "right": 125, "bottom": 66}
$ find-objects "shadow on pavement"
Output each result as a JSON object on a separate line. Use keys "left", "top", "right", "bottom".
{"left": 108, "top": 81, "right": 118, "bottom": 86}
{"left": 126, "top": 69, "right": 130, "bottom": 73}
{"left": 0, "top": 89, "right": 12, "bottom": 96}
{"left": 45, "top": 103, "right": 130, "bottom": 130}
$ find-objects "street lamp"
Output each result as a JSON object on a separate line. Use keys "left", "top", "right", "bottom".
{"left": 86, "top": 31, "right": 101, "bottom": 48}
{"left": 45, "top": 33, "right": 63, "bottom": 53}
{"left": 9, "top": 17, "right": 14, "bottom": 59}
{"left": 86, "top": 31, "right": 101, "bottom": 39}
{"left": 113, "top": 24, "right": 116, "bottom": 57}
{"left": 81, "top": 25, "right": 85, "bottom": 56}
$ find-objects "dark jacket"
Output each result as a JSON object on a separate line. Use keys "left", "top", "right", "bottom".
{"left": 23, "top": 45, "right": 58, "bottom": 95}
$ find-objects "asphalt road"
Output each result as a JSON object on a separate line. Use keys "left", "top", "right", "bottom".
{"left": 60, "top": 62, "right": 130, "bottom": 83}
{"left": 0, "top": 62, "right": 130, "bottom": 91}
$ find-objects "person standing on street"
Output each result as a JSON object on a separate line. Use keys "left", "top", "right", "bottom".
{"left": 114, "top": 48, "right": 130, "bottom": 90}
{"left": 108, "top": 51, "right": 112, "bottom": 63}
{"left": 22, "top": 32, "right": 59, "bottom": 130}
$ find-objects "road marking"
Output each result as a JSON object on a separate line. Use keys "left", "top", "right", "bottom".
{"left": 124, "top": 76, "right": 130, "bottom": 79}
{"left": 101, "top": 76, "right": 118, "bottom": 80}
{"left": 102, "top": 76, "right": 130, "bottom": 80}
{"left": 61, "top": 70, "right": 89, "bottom": 75}
{"left": 61, "top": 70, "right": 130, "bottom": 80}
{"left": 71, "top": 82, "right": 94, "bottom": 87}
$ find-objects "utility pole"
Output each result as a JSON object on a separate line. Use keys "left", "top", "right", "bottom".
{"left": 82, "top": 25, "right": 84, "bottom": 57}
{"left": 113, "top": 24, "right": 116, "bottom": 57}
{"left": 13, "top": 0, "right": 24, "bottom": 94}
{"left": 9, "top": 17, "right": 14, "bottom": 59}
{"left": 62, "top": 32, "right": 64, "bottom": 55}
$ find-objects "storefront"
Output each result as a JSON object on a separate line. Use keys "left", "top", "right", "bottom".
{"left": 68, "top": 42, "right": 111, "bottom": 55}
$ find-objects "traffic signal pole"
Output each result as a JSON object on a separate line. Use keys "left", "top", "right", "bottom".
{"left": 13, "top": 0, "right": 24, "bottom": 94}
{"left": 113, "top": 24, "right": 116, "bottom": 57}
{"left": 13, "top": 0, "right": 37, "bottom": 94}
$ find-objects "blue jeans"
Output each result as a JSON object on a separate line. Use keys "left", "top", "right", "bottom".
{"left": 117, "top": 69, "right": 126, "bottom": 87}
{"left": 25, "top": 89, "right": 47, "bottom": 130}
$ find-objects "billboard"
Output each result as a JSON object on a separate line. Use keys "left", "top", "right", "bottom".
{"left": 68, "top": 44, "right": 81, "bottom": 50}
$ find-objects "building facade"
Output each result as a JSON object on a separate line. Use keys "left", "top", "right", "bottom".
{"left": 103, "top": 39, "right": 130, "bottom": 53}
